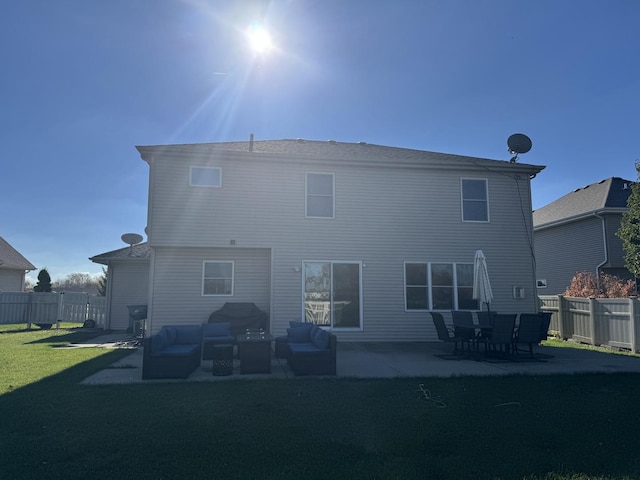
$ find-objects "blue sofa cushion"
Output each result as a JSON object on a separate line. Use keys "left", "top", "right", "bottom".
{"left": 203, "top": 335, "right": 235, "bottom": 345}
{"left": 164, "top": 327, "right": 177, "bottom": 345}
{"left": 288, "top": 343, "right": 325, "bottom": 353}
{"left": 158, "top": 344, "right": 200, "bottom": 357}
{"left": 151, "top": 329, "right": 168, "bottom": 354}
{"left": 287, "top": 326, "right": 311, "bottom": 343}
{"left": 175, "top": 325, "right": 202, "bottom": 345}
{"left": 202, "top": 322, "right": 231, "bottom": 337}
{"left": 313, "top": 328, "right": 330, "bottom": 350}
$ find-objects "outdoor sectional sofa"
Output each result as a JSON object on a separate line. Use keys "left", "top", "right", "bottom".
{"left": 277, "top": 321, "right": 337, "bottom": 375}
{"left": 142, "top": 325, "right": 203, "bottom": 379}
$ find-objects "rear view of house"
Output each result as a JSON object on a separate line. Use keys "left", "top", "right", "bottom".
{"left": 533, "top": 177, "right": 634, "bottom": 294}
{"left": 95, "top": 139, "right": 545, "bottom": 341}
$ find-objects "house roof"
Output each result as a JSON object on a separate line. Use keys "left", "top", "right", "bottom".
{"left": 136, "top": 139, "right": 545, "bottom": 175}
{"left": 0, "top": 236, "right": 36, "bottom": 270}
{"left": 89, "top": 242, "right": 151, "bottom": 265}
{"left": 533, "top": 177, "right": 633, "bottom": 229}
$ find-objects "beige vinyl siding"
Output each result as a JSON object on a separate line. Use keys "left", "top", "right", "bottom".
{"left": 534, "top": 216, "right": 605, "bottom": 294}
{"left": 149, "top": 247, "right": 270, "bottom": 333}
{"left": 0, "top": 270, "right": 25, "bottom": 292}
{"left": 604, "top": 215, "right": 626, "bottom": 267}
{"left": 147, "top": 154, "right": 539, "bottom": 341}
{"left": 108, "top": 262, "right": 149, "bottom": 330}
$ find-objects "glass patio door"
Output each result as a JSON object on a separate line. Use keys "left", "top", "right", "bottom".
{"left": 303, "top": 261, "right": 361, "bottom": 329}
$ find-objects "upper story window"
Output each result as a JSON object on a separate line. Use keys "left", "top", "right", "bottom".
{"left": 202, "top": 261, "right": 234, "bottom": 296}
{"left": 306, "top": 172, "right": 334, "bottom": 218}
{"left": 461, "top": 178, "right": 488, "bottom": 222}
{"left": 190, "top": 166, "right": 222, "bottom": 188}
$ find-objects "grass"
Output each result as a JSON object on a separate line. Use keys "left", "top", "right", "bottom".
{"left": 544, "top": 337, "right": 640, "bottom": 357}
{"left": 1, "top": 325, "right": 640, "bottom": 480}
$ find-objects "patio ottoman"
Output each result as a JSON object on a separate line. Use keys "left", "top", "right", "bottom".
{"left": 212, "top": 344, "right": 234, "bottom": 376}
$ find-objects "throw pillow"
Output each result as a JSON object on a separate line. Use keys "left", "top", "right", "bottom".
{"left": 287, "top": 326, "right": 311, "bottom": 343}
{"left": 164, "top": 327, "right": 177, "bottom": 345}
{"left": 313, "top": 328, "right": 330, "bottom": 350}
{"left": 151, "top": 330, "right": 167, "bottom": 354}
{"left": 289, "top": 321, "right": 313, "bottom": 334}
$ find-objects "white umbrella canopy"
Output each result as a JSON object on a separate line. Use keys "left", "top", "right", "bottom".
{"left": 473, "top": 250, "right": 493, "bottom": 312}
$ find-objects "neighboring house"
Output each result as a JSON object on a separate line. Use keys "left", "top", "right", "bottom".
{"left": 89, "top": 243, "right": 150, "bottom": 331}
{"left": 0, "top": 236, "right": 36, "bottom": 292}
{"left": 93, "top": 139, "right": 545, "bottom": 341}
{"left": 533, "top": 177, "right": 634, "bottom": 294}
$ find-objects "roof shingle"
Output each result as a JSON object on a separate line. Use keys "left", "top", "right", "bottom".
{"left": 0, "top": 237, "right": 36, "bottom": 270}
{"left": 533, "top": 177, "right": 633, "bottom": 228}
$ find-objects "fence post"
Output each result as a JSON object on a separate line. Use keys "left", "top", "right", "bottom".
{"left": 588, "top": 297, "right": 597, "bottom": 346}
{"left": 630, "top": 297, "right": 638, "bottom": 354}
{"left": 56, "top": 293, "right": 65, "bottom": 329}
{"left": 557, "top": 295, "right": 566, "bottom": 340}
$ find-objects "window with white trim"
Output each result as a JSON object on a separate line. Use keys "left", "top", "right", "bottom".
{"left": 461, "top": 178, "right": 488, "bottom": 222}
{"left": 191, "top": 166, "right": 222, "bottom": 187}
{"left": 306, "top": 172, "right": 334, "bottom": 218}
{"left": 404, "top": 262, "right": 477, "bottom": 310}
{"left": 202, "top": 261, "right": 234, "bottom": 295}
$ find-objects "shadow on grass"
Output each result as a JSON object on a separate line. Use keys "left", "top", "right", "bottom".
{"left": 22, "top": 329, "right": 111, "bottom": 345}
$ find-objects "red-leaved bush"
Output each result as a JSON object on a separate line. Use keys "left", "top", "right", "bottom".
{"left": 563, "top": 271, "right": 636, "bottom": 298}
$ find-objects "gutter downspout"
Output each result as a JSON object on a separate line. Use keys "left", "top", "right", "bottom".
{"left": 594, "top": 211, "right": 608, "bottom": 291}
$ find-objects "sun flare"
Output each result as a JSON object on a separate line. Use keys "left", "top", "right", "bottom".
{"left": 247, "top": 23, "right": 273, "bottom": 54}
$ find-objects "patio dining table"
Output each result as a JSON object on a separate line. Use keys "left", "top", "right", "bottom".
{"left": 451, "top": 316, "right": 494, "bottom": 357}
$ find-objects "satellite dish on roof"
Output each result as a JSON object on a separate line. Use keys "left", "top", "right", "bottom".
{"left": 121, "top": 233, "right": 143, "bottom": 246}
{"left": 507, "top": 133, "right": 532, "bottom": 163}
{"left": 121, "top": 233, "right": 143, "bottom": 256}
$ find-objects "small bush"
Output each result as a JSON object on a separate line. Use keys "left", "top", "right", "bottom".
{"left": 564, "top": 271, "right": 636, "bottom": 298}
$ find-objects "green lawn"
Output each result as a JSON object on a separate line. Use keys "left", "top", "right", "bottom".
{"left": 1, "top": 324, "right": 639, "bottom": 480}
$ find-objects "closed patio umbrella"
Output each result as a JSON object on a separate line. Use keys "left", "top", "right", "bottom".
{"left": 473, "top": 250, "right": 493, "bottom": 313}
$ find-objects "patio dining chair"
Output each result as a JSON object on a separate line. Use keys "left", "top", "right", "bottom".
{"left": 451, "top": 311, "right": 477, "bottom": 351}
{"left": 513, "top": 313, "right": 545, "bottom": 360}
{"left": 480, "top": 313, "right": 516, "bottom": 360}
{"left": 476, "top": 310, "right": 496, "bottom": 341}
{"left": 430, "top": 312, "right": 465, "bottom": 360}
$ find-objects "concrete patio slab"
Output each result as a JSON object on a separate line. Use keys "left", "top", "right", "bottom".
{"left": 77, "top": 332, "right": 640, "bottom": 385}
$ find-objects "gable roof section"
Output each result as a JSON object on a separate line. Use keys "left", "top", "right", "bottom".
{"left": 89, "top": 242, "right": 151, "bottom": 265}
{"left": 533, "top": 177, "right": 633, "bottom": 229}
{"left": 136, "top": 139, "right": 545, "bottom": 175}
{"left": 0, "top": 237, "right": 36, "bottom": 270}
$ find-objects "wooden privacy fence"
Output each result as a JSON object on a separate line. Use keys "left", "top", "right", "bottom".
{"left": 0, "top": 292, "right": 106, "bottom": 328}
{"left": 539, "top": 295, "right": 640, "bottom": 353}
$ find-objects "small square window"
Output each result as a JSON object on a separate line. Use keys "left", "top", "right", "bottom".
{"left": 191, "top": 166, "right": 221, "bottom": 187}
{"left": 202, "top": 261, "right": 233, "bottom": 295}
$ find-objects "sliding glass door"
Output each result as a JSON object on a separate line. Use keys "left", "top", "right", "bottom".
{"left": 303, "top": 261, "right": 361, "bottom": 329}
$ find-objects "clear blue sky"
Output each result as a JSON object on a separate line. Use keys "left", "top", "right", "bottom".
{"left": 2, "top": 0, "right": 639, "bottom": 282}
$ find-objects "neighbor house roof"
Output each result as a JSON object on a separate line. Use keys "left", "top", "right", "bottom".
{"left": 136, "top": 139, "right": 545, "bottom": 175}
{"left": 89, "top": 242, "right": 151, "bottom": 265}
{"left": 0, "top": 237, "right": 36, "bottom": 270}
{"left": 533, "top": 177, "right": 633, "bottom": 229}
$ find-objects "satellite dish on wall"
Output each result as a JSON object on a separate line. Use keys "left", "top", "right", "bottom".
{"left": 121, "top": 233, "right": 143, "bottom": 246}
{"left": 507, "top": 133, "right": 532, "bottom": 163}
